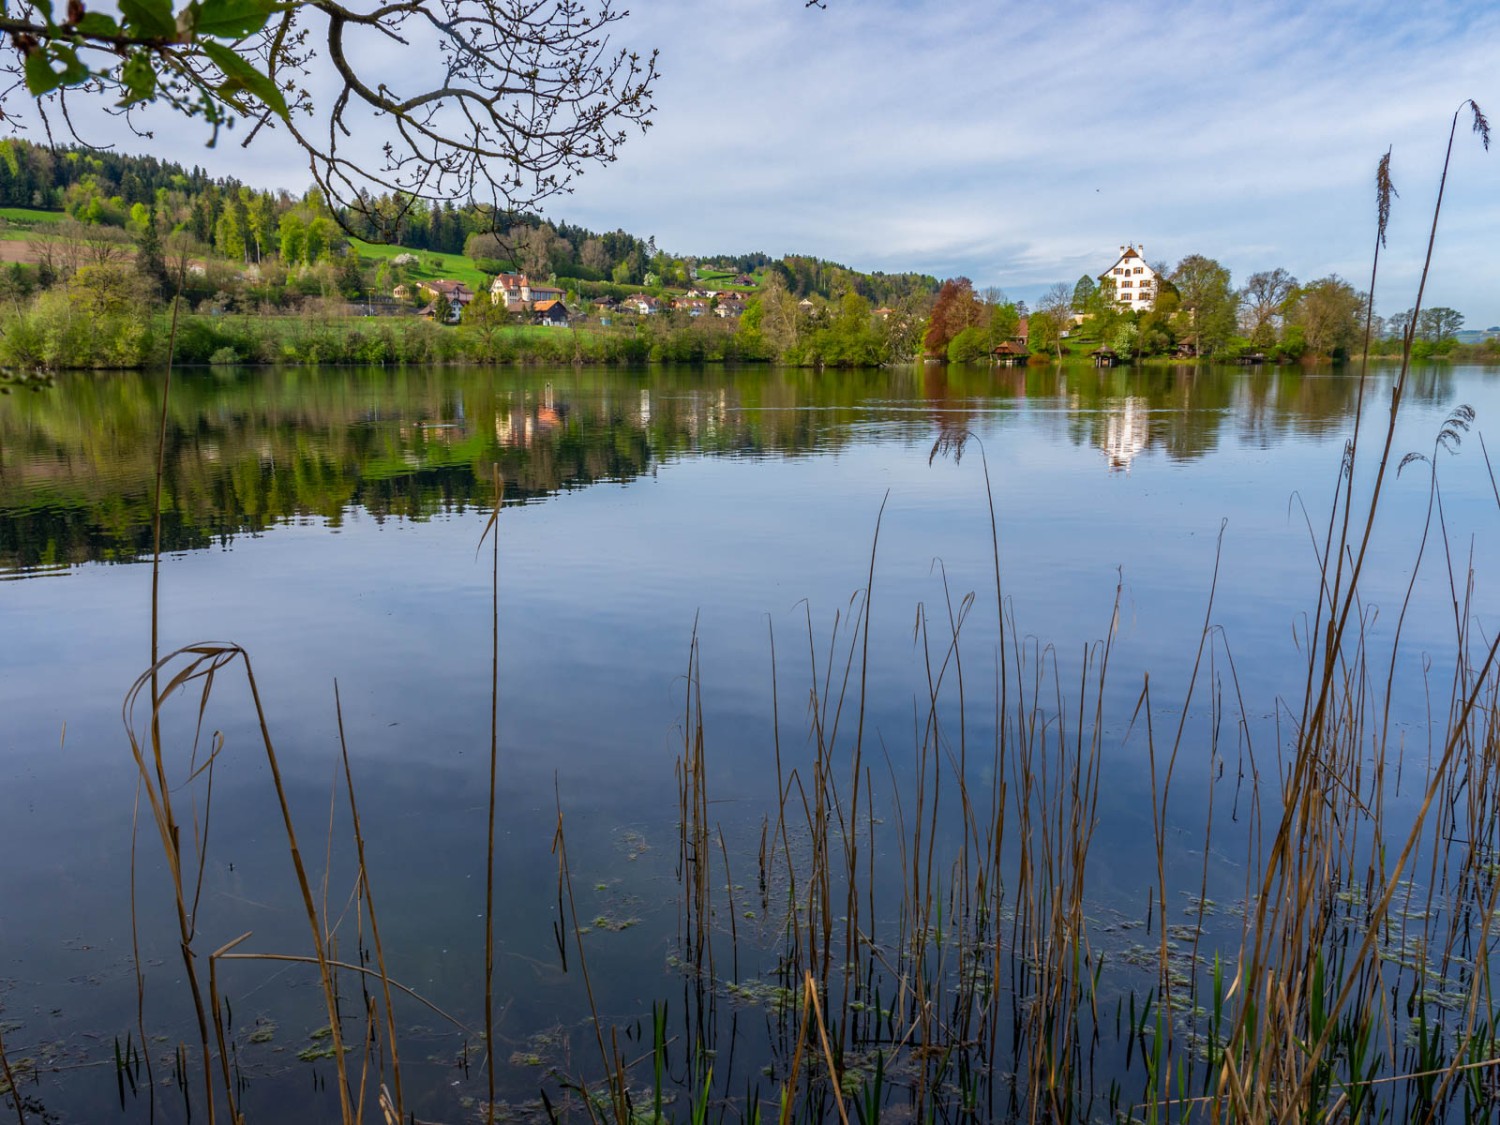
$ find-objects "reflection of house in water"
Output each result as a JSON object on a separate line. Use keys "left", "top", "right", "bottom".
{"left": 493, "top": 383, "right": 568, "bottom": 448}
{"left": 536, "top": 382, "right": 562, "bottom": 427}
{"left": 1102, "top": 398, "right": 1148, "bottom": 471}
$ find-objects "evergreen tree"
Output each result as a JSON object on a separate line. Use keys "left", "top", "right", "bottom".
{"left": 135, "top": 207, "right": 168, "bottom": 296}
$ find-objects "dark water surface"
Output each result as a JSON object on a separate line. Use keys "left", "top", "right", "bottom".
{"left": 2, "top": 362, "right": 1498, "bottom": 1121}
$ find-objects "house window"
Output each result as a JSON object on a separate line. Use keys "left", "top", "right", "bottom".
{"left": 1121, "top": 279, "right": 1132, "bottom": 287}
{"left": 1114, "top": 268, "right": 1123, "bottom": 275}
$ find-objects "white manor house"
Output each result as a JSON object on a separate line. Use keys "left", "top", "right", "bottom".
{"left": 1100, "top": 246, "right": 1157, "bottom": 312}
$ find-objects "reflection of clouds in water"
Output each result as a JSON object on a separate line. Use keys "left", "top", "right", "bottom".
{"left": 1103, "top": 398, "right": 1148, "bottom": 472}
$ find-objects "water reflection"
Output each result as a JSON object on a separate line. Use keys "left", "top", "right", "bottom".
{"left": 0, "top": 362, "right": 1460, "bottom": 573}
{"left": 1102, "top": 397, "right": 1148, "bottom": 471}
{"left": 2, "top": 359, "right": 1496, "bottom": 1124}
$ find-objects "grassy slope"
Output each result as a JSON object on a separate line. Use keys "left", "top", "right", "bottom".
{"left": 0, "top": 206, "right": 63, "bottom": 224}
{"left": 350, "top": 239, "right": 490, "bottom": 291}
{"left": 0, "top": 206, "right": 65, "bottom": 246}
{"left": 694, "top": 267, "right": 760, "bottom": 293}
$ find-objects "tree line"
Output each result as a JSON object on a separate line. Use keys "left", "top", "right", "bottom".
{"left": 921, "top": 256, "right": 1476, "bottom": 364}
{"left": 0, "top": 138, "right": 937, "bottom": 304}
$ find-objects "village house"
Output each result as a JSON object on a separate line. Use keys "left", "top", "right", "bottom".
{"left": 673, "top": 297, "right": 710, "bottom": 316}
{"left": 714, "top": 298, "right": 746, "bottom": 319}
{"left": 621, "top": 293, "right": 661, "bottom": 315}
{"left": 488, "top": 272, "right": 565, "bottom": 311}
{"left": 416, "top": 279, "right": 475, "bottom": 307}
{"left": 1099, "top": 245, "right": 1158, "bottom": 312}
{"left": 533, "top": 299, "right": 570, "bottom": 327}
{"left": 413, "top": 279, "right": 474, "bottom": 323}
{"left": 992, "top": 316, "right": 1031, "bottom": 366}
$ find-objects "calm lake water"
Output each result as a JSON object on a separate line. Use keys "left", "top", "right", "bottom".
{"left": 2, "top": 361, "right": 1498, "bottom": 1122}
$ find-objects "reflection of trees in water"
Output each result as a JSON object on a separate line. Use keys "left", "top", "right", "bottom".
{"left": 0, "top": 366, "right": 924, "bottom": 568}
{"left": 0, "top": 363, "right": 1449, "bottom": 569}
{"left": 1048, "top": 363, "right": 1438, "bottom": 469}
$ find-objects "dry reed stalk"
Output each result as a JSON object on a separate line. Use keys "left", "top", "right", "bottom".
{"left": 777, "top": 977, "right": 814, "bottom": 1125}
{"left": 134, "top": 251, "right": 221, "bottom": 1122}
{"left": 124, "top": 644, "right": 356, "bottom": 1123}
{"left": 677, "top": 624, "right": 716, "bottom": 983}
{"left": 209, "top": 951, "right": 469, "bottom": 1026}
{"left": 552, "top": 796, "right": 631, "bottom": 1124}
{"left": 334, "top": 682, "right": 406, "bottom": 1118}
{"left": 0, "top": 1017, "right": 25, "bottom": 1125}
{"left": 804, "top": 971, "right": 851, "bottom": 1125}
{"left": 207, "top": 932, "right": 252, "bottom": 1125}
{"left": 841, "top": 493, "right": 888, "bottom": 1038}
{"left": 479, "top": 465, "right": 505, "bottom": 1125}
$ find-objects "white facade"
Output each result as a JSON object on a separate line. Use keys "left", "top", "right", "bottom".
{"left": 1100, "top": 246, "right": 1157, "bottom": 313}
{"left": 489, "top": 273, "right": 563, "bottom": 310}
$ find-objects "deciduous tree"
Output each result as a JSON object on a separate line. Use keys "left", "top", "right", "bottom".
{"left": 1288, "top": 276, "right": 1365, "bottom": 358}
{"left": 278, "top": 212, "right": 305, "bottom": 265}
{"left": 1039, "top": 282, "right": 1073, "bottom": 356}
{"left": 519, "top": 225, "right": 562, "bottom": 278}
{"left": 1239, "top": 268, "right": 1297, "bottom": 346}
{"left": 1170, "top": 255, "right": 1238, "bottom": 355}
{"left": 922, "top": 277, "right": 983, "bottom": 357}
{"left": 1417, "top": 306, "right": 1464, "bottom": 342}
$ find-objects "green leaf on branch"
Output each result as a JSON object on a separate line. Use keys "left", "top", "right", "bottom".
{"left": 120, "top": 50, "right": 159, "bottom": 105}
{"left": 22, "top": 45, "right": 87, "bottom": 94}
{"left": 23, "top": 50, "right": 64, "bottom": 95}
{"left": 54, "top": 44, "right": 88, "bottom": 83}
{"left": 75, "top": 11, "right": 122, "bottom": 36}
{"left": 200, "top": 39, "right": 287, "bottom": 119}
{"left": 188, "top": 0, "right": 278, "bottom": 39}
{"left": 119, "top": 0, "right": 177, "bottom": 40}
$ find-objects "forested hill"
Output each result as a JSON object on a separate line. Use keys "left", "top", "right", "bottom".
{"left": 0, "top": 138, "right": 937, "bottom": 304}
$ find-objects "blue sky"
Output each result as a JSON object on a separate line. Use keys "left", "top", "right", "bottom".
{"left": 85, "top": 0, "right": 1500, "bottom": 323}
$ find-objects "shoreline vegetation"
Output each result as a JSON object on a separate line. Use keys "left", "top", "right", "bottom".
{"left": 2, "top": 307, "right": 1498, "bottom": 373}
{"left": 0, "top": 138, "right": 1494, "bottom": 375}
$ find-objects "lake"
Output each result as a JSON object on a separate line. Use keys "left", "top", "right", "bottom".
{"left": 2, "top": 361, "right": 1498, "bottom": 1122}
